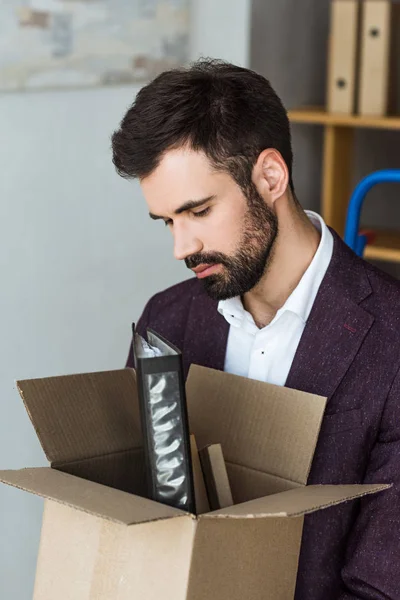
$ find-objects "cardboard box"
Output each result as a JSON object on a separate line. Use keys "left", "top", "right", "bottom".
{"left": 0, "top": 365, "right": 388, "bottom": 600}
{"left": 190, "top": 434, "right": 210, "bottom": 514}
{"left": 199, "top": 443, "right": 233, "bottom": 510}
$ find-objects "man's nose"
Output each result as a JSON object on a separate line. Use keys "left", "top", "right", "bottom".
{"left": 173, "top": 227, "right": 202, "bottom": 261}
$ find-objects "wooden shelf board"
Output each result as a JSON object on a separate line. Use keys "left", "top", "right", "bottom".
{"left": 288, "top": 106, "right": 400, "bottom": 130}
{"left": 363, "top": 230, "right": 400, "bottom": 263}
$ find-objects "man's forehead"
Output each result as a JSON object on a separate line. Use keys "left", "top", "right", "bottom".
{"left": 141, "top": 149, "right": 220, "bottom": 215}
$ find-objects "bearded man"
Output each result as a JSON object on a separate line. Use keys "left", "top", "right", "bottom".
{"left": 111, "top": 59, "right": 400, "bottom": 600}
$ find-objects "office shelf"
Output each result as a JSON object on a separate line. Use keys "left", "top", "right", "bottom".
{"left": 288, "top": 106, "right": 400, "bottom": 262}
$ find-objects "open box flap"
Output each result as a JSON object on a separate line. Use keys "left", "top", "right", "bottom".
{"left": 186, "top": 365, "right": 327, "bottom": 487}
{"left": 0, "top": 467, "right": 187, "bottom": 525}
{"left": 16, "top": 368, "right": 141, "bottom": 465}
{"left": 203, "top": 483, "right": 391, "bottom": 518}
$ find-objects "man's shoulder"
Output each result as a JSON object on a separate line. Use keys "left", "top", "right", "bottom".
{"left": 363, "top": 259, "right": 400, "bottom": 313}
{"left": 334, "top": 232, "right": 400, "bottom": 318}
{"left": 358, "top": 259, "right": 400, "bottom": 366}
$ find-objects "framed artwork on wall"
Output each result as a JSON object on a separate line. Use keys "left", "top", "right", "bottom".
{"left": 0, "top": 0, "right": 190, "bottom": 92}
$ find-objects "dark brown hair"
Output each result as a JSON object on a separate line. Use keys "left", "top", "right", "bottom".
{"left": 111, "top": 58, "right": 294, "bottom": 193}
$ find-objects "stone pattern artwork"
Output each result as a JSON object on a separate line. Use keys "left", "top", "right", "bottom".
{"left": 0, "top": 0, "right": 189, "bottom": 91}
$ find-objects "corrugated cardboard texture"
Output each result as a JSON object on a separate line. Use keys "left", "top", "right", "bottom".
{"left": 198, "top": 444, "right": 233, "bottom": 510}
{"left": 207, "top": 484, "right": 390, "bottom": 518}
{"left": 34, "top": 500, "right": 196, "bottom": 600}
{"left": 190, "top": 435, "right": 210, "bottom": 514}
{"left": 17, "top": 369, "right": 141, "bottom": 465}
{"left": 57, "top": 447, "right": 147, "bottom": 496}
{"left": 0, "top": 467, "right": 184, "bottom": 524}
{"left": 227, "top": 463, "right": 300, "bottom": 504}
{"left": 186, "top": 366, "right": 327, "bottom": 487}
{"left": 187, "top": 517, "right": 303, "bottom": 600}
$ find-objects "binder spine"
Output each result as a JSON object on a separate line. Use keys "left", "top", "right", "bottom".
{"left": 327, "top": 0, "right": 362, "bottom": 114}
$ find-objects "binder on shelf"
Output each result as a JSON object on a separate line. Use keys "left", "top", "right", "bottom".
{"left": 358, "top": 0, "right": 400, "bottom": 117}
{"left": 327, "top": 0, "right": 362, "bottom": 114}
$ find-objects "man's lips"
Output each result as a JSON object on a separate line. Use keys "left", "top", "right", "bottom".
{"left": 191, "top": 264, "right": 221, "bottom": 279}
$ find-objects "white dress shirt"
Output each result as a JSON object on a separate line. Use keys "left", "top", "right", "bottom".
{"left": 217, "top": 211, "right": 334, "bottom": 386}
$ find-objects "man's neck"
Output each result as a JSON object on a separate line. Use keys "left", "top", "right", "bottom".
{"left": 242, "top": 206, "right": 321, "bottom": 329}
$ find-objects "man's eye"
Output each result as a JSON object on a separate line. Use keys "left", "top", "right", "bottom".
{"left": 164, "top": 219, "right": 173, "bottom": 227}
{"left": 193, "top": 207, "right": 211, "bottom": 218}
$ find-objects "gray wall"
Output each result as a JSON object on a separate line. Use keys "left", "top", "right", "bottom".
{"left": 0, "top": 2, "right": 250, "bottom": 598}
{"left": 251, "top": 0, "right": 400, "bottom": 276}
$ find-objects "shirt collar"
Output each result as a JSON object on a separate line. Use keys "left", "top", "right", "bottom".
{"left": 217, "top": 210, "right": 334, "bottom": 328}
{"left": 281, "top": 210, "right": 333, "bottom": 323}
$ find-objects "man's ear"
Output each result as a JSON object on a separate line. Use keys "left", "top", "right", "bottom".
{"left": 252, "top": 149, "right": 289, "bottom": 206}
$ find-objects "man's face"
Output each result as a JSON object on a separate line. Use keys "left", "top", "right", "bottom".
{"left": 141, "top": 147, "right": 278, "bottom": 300}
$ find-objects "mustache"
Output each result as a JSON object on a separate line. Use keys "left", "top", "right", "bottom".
{"left": 185, "top": 252, "right": 230, "bottom": 270}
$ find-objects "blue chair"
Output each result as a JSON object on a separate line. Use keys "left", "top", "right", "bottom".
{"left": 344, "top": 169, "right": 400, "bottom": 257}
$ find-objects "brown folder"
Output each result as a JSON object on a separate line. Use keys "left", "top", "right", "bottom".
{"left": 327, "top": 0, "right": 362, "bottom": 114}
{"left": 358, "top": 0, "right": 400, "bottom": 116}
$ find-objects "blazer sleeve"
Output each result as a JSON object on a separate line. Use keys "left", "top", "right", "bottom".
{"left": 125, "top": 298, "right": 153, "bottom": 368}
{"left": 338, "top": 365, "right": 400, "bottom": 599}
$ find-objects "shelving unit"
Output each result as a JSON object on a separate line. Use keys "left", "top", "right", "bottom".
{"left": 288, "top": 106, "right": 400, "bottom": 263}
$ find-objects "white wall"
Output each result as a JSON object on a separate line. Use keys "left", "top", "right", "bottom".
{"left": 190, "top": 0, "right": 250, "bottom": 67}
{"left": 0, "top": 1, "right": 251, "bottom": 598}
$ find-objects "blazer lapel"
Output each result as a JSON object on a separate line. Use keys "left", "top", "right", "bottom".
{"left": 181, "top": 232, "right": 375, "bottom": 393}
{"left": 182, "top": 287, "right": 229, "bottom": 378}
{"left": 286, "top": 231, "right": 374, "bottom": 400}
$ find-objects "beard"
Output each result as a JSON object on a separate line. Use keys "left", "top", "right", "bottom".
{"left": 185, "top": 183, "right": 278, "bottom": 301}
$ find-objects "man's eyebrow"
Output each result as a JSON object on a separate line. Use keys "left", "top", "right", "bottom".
{"left": 149, "top": 196, "right": 216, "bottom": 221}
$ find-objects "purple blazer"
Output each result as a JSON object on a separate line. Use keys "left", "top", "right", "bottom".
{"left": 127, "top": 230, "right": 400, "bottom": 600}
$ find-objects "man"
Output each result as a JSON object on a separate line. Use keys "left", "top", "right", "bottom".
{"left": 111, "top": 59, "right": 400, "bottom": 600}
